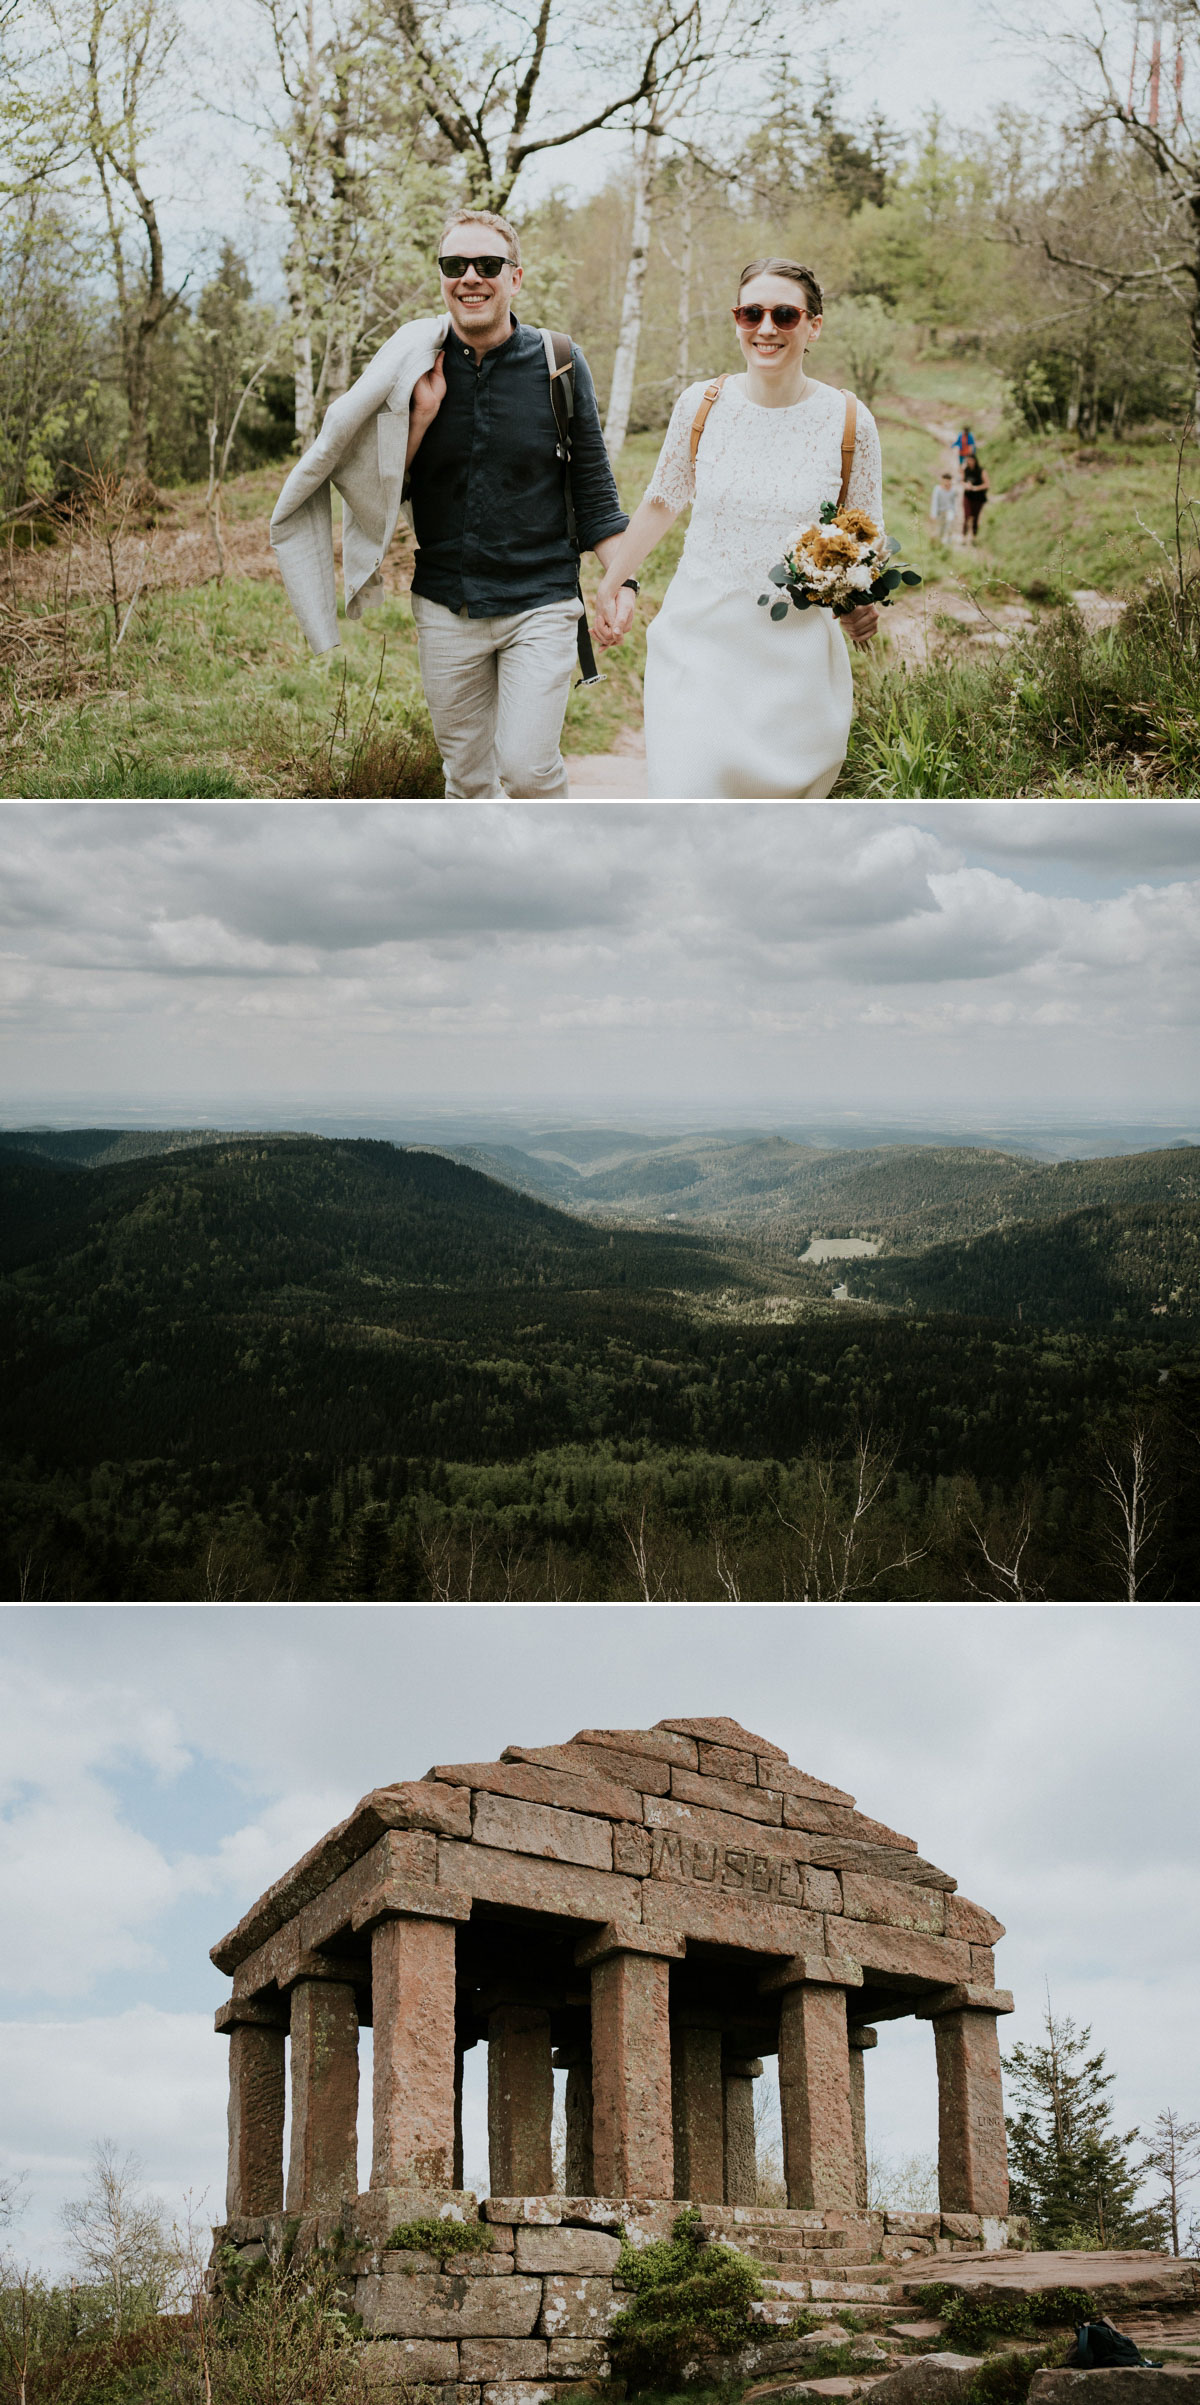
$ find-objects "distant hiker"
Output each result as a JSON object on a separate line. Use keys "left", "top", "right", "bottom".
{"left": 962, "top": 452, "right": 989, "bottom": 541}
{"left": 930, "top": 471, "right": 958, "bottom": 546}
{"left": 269, "top": 209, "right": 631, "bottom": 798}
{"left": 954, "top": 424, "right": 977, "bottom": 466}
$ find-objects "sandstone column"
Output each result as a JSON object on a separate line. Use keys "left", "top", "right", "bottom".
{"left": 762, "top": 1951, "right": 863, "bottom": 2212}
{"left": 672, "top": 2022, "right": 724, "bottom": 2203}
{"left": 488, "top": 2004, "right": 553, "bottom": 2194}
{"left": 370, "top": 1912, "right": 461, "bottom": 2191}
{"left": 454, "top": 2035, "right": 469, "bottom": 2190}
{"left": 285, "top": 1973, "right": 360, "bottom": 2213}
{"left": 920, "top": 1984, "right": 1013, "bottom": 2217}
{"left": 722, "top": 2054, "right": 761, "bottom": 2206}
{"left": 554, "top": 2043, "right": 595, "bottom": 2195}
{"left": 584, "top": 1936, "right": 677, "bottom": 2197}
{"left": 848, "top": 2025, "right": 877, "bottom": 2213}
{"left": 216, "top": 2000, "right": 286, "bottom": 2219}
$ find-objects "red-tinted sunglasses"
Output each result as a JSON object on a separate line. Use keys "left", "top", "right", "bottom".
{"left": 731, "top": 302, "right": 810, "bottom": 328}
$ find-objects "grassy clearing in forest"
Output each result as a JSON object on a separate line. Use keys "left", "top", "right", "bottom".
{"left": 3, "top": 353, "right": 1200, "bottom": 795}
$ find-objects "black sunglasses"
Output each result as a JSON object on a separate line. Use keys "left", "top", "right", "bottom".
{"left": 438, "top": 253, "right": 513, "bottom": 278}
{"left": 731, "top": 302, "right": 810, "bottom": 328}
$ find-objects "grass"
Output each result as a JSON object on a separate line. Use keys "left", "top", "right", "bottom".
{"left": 5, "top": 345, "right": 1200, "bottom": 795}
{"left": 839, "top": 580, "right": 1200, "bottom": 795}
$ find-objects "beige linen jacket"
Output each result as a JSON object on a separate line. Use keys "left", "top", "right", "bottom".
{"left": 269, "top": 313, "right": 450, "bottom": 656}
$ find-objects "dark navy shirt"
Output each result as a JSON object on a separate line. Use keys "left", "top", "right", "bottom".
{"left": 408, "top": 316, "right": 628, "bottom": 616}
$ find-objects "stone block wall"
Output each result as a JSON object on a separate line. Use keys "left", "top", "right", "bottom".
{"left": 213, "top": 2192, "right": 1030, "bottom": 2404}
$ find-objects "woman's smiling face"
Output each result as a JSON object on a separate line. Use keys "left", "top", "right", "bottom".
{"left": 734, "top": 272, "right": 821, "bottom": 375}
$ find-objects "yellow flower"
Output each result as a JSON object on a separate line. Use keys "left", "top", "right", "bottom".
{"left": 836, "top": 506, "right": 879, "bottom": 543}
{"left": 799, "top": 527, "right": 859, "bottom": 569}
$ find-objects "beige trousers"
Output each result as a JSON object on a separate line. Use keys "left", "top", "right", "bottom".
{"left": 411, "top": 593, "right": 582, "bottom": 798}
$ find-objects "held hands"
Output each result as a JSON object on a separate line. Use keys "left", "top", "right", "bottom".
{"left": 842, "top": 602, "right": 879, "bottom": 647}
{"left": 593, "top": 578, "right": 637, "bottom": 650}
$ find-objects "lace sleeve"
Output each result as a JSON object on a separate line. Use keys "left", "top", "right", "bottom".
{"left": 642, "top": 383, "right": 705, "bottom": 514}
{"left": 845, "top": 400, "right": 884, "bottom": 533}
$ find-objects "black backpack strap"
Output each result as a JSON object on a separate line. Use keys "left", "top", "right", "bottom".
{"left": 542, "top": 327, "right": 604, "bottom": 688}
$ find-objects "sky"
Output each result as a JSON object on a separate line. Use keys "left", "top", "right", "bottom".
{"left": 91, "top": 0, "right": 1116, "bottom": 287}
{"left": 3, "top": 801, "right": 1199, "bottom": 1127}
{"left": 0, "top": 1604, "right": 1197, "bottom": 2278}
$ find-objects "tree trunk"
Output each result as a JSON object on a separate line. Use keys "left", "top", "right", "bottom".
{"left": 675, "top": 156, "right": 693, "bottom": 400}
{"left": 288, "top": 257, "right": 317, "bottom": 450}
{"left": 604, "top": 121, "right": 658, "bottom": 461}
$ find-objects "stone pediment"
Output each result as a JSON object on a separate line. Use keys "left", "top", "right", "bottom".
{"left": 211, "top": 1719, "right": 1003, "bottom": 1990}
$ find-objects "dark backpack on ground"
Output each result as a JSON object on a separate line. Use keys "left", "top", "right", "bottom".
{"left": 1063, "top": 2318, "right": 1160, "bottom": 2368}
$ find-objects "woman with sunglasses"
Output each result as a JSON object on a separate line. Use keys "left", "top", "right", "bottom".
{"left": 593, "top": 259, "right": 884, "bottom": 798}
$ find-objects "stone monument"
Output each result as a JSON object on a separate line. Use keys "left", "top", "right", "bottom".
{"left": 210, "top": 1716, "right": 1021, "bottom": 2398}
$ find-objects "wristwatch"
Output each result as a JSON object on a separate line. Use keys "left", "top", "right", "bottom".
{"left": 621, "top": 577, "right": 640, "bottom": 593}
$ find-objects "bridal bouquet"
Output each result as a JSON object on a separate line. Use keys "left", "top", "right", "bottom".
{"left": 759, "top": 501, "right": 921, "bottom": 619}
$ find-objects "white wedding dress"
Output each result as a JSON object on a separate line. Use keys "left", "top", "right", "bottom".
{"left": 641, "top": 376, "right": 885, "bottom": 799}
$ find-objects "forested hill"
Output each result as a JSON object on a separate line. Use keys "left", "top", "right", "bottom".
{"left": 0, "top": 1126, "right": 230, "bottom": 1169}
{"left": 0, "top": 1134, "right": 729, "bottom": 1296}
{"left": 430, "top": 1133, "right": 1200, "bottom": 1249}
{"left": 3, "top": 1132, "right": 1197, "bottom": 1599}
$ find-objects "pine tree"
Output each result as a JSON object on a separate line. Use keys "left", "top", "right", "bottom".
{"left": 1002, "top": 1997, "right": 1167, "bottom": 2250}
{"left": 1141, "top": 2110, "right": 1200, "bottom": 2257}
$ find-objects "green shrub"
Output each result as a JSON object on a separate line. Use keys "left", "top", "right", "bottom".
{"left": 964, "top": 2348, "right": 1056, "bottom": 2405}
{"left": 913, "top": 2283, "right": 1093, "bottom": 2352}
{"left": 384, "top": 2218, "right": 494, "bottom": 2257}
{"left": 607, "top": 2209, "right": 764, "bottom": 2388}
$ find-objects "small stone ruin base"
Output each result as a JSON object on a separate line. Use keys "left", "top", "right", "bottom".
{"left": 212, "top": 2192, "right": 1036, "bottom": 2404}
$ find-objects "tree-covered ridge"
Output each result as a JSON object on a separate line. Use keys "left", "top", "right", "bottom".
{"left": 858, "top": 1201, "right": 1199, "bottom": 1324}
{"left": 0, "top": 1136, "right": 733, "bottom": 1295}
{"left": 2, "top": 1135, "right": 1197, "bottom": 1597}
{"left": 434, "top": 1133, "right": 1200, "bottom": 1253}
{"left": 0, "top": 1128, "right": 233, "bottom": 1170}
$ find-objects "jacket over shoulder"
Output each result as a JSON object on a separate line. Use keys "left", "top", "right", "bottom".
{"left": 270, "top": 313, "right": 449, "bottom": 656}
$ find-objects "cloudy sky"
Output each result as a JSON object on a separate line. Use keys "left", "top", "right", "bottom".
{"left": 142, "top": 0, "right": 1121, "bottom": 276}
{"left": 3, "top": 802, "right": 1199, "bottom": 1129}
{"left": 1, "top": 1605, "right": 1196, "bottom": 2277}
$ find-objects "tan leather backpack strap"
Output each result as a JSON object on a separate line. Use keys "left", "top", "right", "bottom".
{"left": 689, "top": 374, "right": 728, "bottom": 464}
{"left": 837, "top": 390, "right": 858, "bottom": 509}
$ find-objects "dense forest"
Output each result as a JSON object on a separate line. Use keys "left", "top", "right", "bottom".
{"left": 1, "top": 1132, "right": 1196, "bottom": 1601}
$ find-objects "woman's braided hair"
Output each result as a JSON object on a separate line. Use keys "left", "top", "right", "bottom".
{"left": 737, "top": 258, "right": 823, "bottom": 316}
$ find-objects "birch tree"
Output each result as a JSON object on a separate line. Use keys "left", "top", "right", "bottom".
{"left": 1003, "top": 2, "right": 1200, "bottom": 429}
{"left": 603, "top": 113, "right": 662, "bottom": 456}
{"left": 45, "top": 0, "right": 185, "bottom": 477}
{"left": 383, "top": 0, "right": 706, "bottom": 210}
{"left": 244, "top": 0, "right": 447, "bottom": 444}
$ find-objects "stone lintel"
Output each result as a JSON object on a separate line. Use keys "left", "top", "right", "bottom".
{"left": 760, "top": 1952, "right": 865, "bottom": 1993}
{"left": 231, "top": 1829, "right": 440, "bottom": 2000}
{"left": 352, "top": 1880, "right": 473, "bottom": 1934}
{"left": 211, "top": 1783, "right": 471, "bottom": 1972}
{"left": 215, "top": 1998, "right": 289, "bottom": 2033}
{"left": 724, "top": 2055, "right": 764, "bottom": 2077}
{"left": 574, "top": 1922, "right": 686, "bottom": 1968}
{"left": 849, "top": 2025, "right": 879, "bottom": 2050}
{"left": 279, "top": 1949, "right": 370, "bottom": 1991}
{"left": 916, "top": 1986, "right": 1015, "bottom": 2018}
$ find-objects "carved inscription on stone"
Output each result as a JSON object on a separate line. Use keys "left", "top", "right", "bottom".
{"left": 649, "top": 1828, "right": 807, "bottom": 1904}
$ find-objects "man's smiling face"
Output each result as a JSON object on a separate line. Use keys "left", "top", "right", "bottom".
{"left": 439, "top": 225, "right": 523, "bottom": 352}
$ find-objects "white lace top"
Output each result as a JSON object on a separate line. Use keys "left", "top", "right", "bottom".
{"left": 643, "top": 375, "right": 885, "bottom": 600}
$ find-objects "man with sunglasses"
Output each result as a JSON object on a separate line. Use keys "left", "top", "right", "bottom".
{"left": 403, "top": 210, "right": 633, "bottom": 796}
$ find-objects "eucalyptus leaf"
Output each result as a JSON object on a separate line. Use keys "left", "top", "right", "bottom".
{"left": 901, "top": 569, "right": 923, "bottom": 585}
{"left": 758, "top": 593, "right": 770, "bottom": 606}
{"left": 887, "top": 534, "right": 902, "bottom": 555}
{"left": 770, "top": 601, "right": 790, "bottom": 620}
{"left": 768, "top": 562, "right": 789, "bottom": 585}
